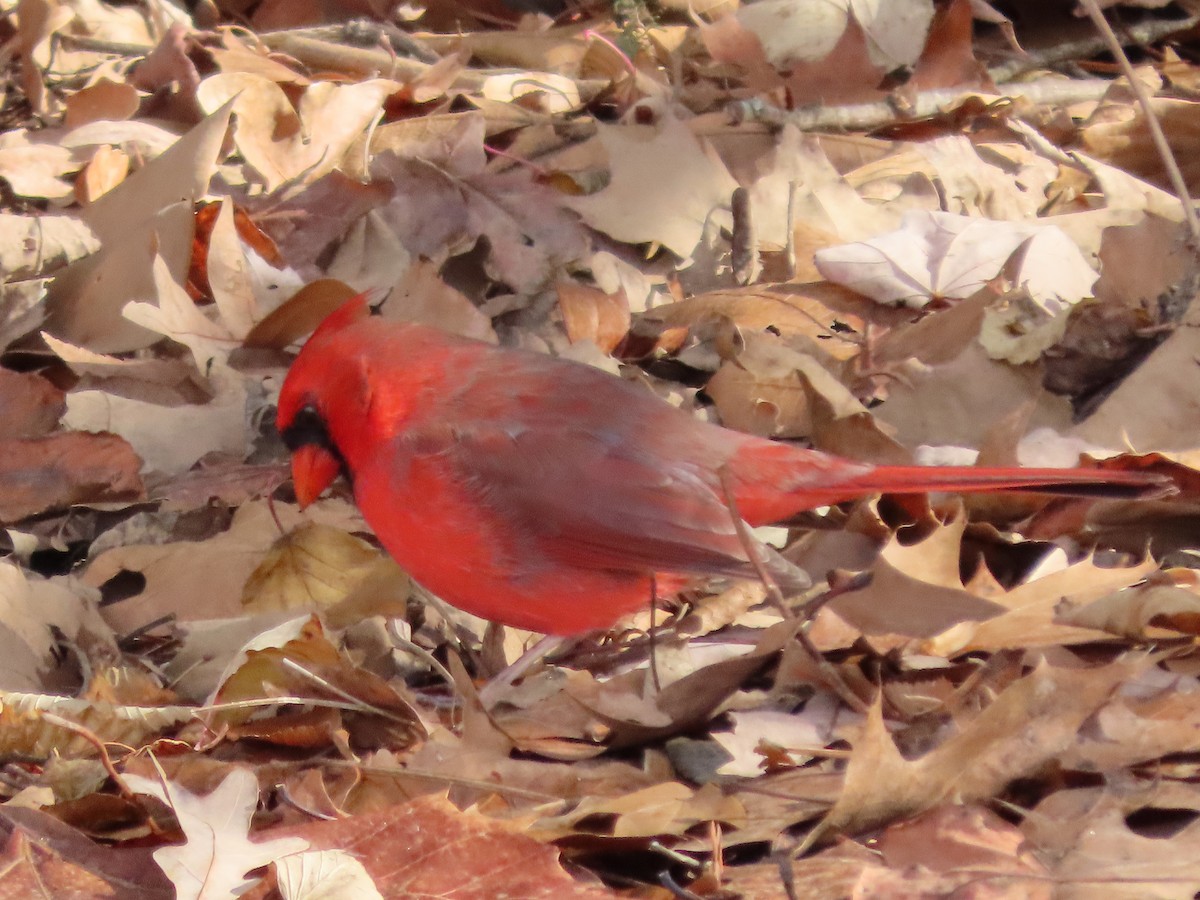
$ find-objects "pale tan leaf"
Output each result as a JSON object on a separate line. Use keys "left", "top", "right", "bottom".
{"left": 125, "top": 768, "right": 309, "bottom": 900}
{"left": 275, "top": 850, "right": 383, "bottom": 900}
{"left": 241, "top": 523, "right": 383, "bottom": 614}
{"left": 566, "top": 117, "right": 738, "bottom": 258}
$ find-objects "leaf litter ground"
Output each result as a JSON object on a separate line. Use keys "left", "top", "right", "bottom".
{"left": 3, "top": 0, "right": 1200, "bottom": 897}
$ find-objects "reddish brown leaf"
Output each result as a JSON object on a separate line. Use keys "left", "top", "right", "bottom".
{"left": 0, "top": 368, "right": 65, "bottom": 439}
{"left": 0, "top": 807, "right": 171, "bottom": 899}
{"left": 556, "top": 281, "right": 631, "bottom": 354}
{"left": 247, "top": 795, "right": 615, "bottom": 899}
{"left": 242, "top": 279, "right": 359, "bottom": 349}
{"left": 0, "top": 432, "right": 144, "bottom": 523}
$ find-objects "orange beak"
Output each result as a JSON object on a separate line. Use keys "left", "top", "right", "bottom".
{"left": 290, "top": 444, "right": 342, "bottom": 509}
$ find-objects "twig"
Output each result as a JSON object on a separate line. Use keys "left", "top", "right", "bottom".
{"left": 386, "top": 620, "right": 458, "bottom": 697}
{"left": 729, "top": 78, "right": 1117, "bottom": 133}
{"left": 658, "top": 869, "right": 705, "bottom": 900}
{"left": 39, "top": 713, "right": 136, "bottom": 799}
{"left": 55, "top": 33, "right": 155, "bottom": 58}
{"left": 278, "top": 657, "right": 415, "bottom": 724}
{"left": 261, "top": 20, "right": 440, "bottom": 64}
{"left": 476, "top": 635, "right": 569, "bottom": 709}
{"left": 986, "top": 12, "right": 1200, "bottom": 83}
{"left": 731, "top": 186, "right": 760, "bottom": 286}
{"left": 785, "top": 180, "right": 799, "bottom": 280}
{"left": 260, "top": 32, "right": 610, "bottom": 102}
{"left": 717, "top": 468, "right": 868, "bottom": 713}
{"left": 708, "top": 820, "right": 724, "bottom": 883}
{"left": 1076, "top": 0, "right": 1200, "bottom": 248}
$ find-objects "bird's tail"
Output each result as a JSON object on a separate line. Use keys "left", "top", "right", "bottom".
{"left": 836, "top": 464, "right": 1171, "bottom": 501}
{"left": 725, "top": 441, "right": 1173, "bottom": 526}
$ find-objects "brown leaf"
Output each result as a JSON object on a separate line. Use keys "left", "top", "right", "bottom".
{"left": 644, "top": 282, "right": 900, "bottom": 362}
{"left": 250, "top": 173, "right": 394, "bottom": 272}
{"left": 909, "top": 0, "right": 987, "bottom": 92}
{"left": 830, "top": 515, "right": 1006, "bottom": 638}
{"left": 565, "top": 117, "right": 738, "bottom": 258}
{"left": 0, "top": 368, "right": 64, "bottom": 439}
{"left": 817, "top": 659, "right": 1139, "bottom": 842}
{"left": 84, "top": 499, "right": 365, "bottom": 633}
{"left": 242, "top": 279, "right": 359, "bottom": 349}
{"left": 245, "top": 795, "right": 616, "bottom": 899}
{"left": 380, "top": 260, "right": 497, "bottom": 342}
{"left": 212, "top": 615, "right": 426, "bottom": 751}
{"left": 1026, "top": 788, "right": 1200, "bottom": 899}
{"left": 926, "top": 554, "right": 1155, "bottom": 655}
{"left": 877, "top": 804, "right": 1049, "bottom": 883}
{"left": 0, "top": 432, "right": 143, "bottom": 523}
{"left": 128, "top": 24, "right": 200, "bottom": 95}
{"left": 0, "top": 807, "right": 171, "bottom": 899}
{"left": 1059, "top": 569, "right": 1200, "bottom": 639}
{"left": 43, "top": 102, "right": 235, "bottom": 353}
{"left": 556, "top": 281, "right": 630, "bottom": 354}
{"left": 63, "top": 77, "right": 140, "bottom": 129}
{"left": 75, "top": 144, "right": 130, "bottom": 203}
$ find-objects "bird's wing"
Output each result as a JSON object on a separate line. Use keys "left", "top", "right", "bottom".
{"left": 404, "top": 420, "right": 758, "bottom": 578}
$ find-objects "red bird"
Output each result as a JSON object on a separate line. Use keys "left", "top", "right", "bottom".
{"left": 277, "top": 295, "right": 1166, "bottom": 635}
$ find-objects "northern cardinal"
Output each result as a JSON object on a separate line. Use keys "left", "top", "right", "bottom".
{"left": 277, "top": 295, "right": 1167, "bottom": 635}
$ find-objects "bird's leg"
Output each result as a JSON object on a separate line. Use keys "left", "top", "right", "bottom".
{"left": 718, "top": 465, "right": 868, "bottom": 713}
{"left": 791, "top": 573, "right": 872, "bottom": 715}
{"left": 797, "top": 570, "right": 873, "bottom": 621}
{"left": 478, "top": 634, "right": 572, "bottom": 709}
{"left": 648, "top": 575, "right": 662, "bottom": 692}
{"left": 717, "top": 466, "right": 797, "bottom": 619}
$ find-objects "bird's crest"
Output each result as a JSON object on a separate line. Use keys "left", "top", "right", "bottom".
{"left": 310, "top": 292, "right": 373, "bottom": 343}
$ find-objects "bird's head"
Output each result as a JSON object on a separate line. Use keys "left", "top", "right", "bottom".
{"left": 276, "top": 293, "right": 373, "bottom": 508}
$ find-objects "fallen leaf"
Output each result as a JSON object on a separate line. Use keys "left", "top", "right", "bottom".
{"left": 556, "top": 281, "right": 630, "bottom": 353}
{"left": 84, "top": 499, "right": 365, "bottom": 633}
{"left": 566, "top": 116, "right": 738, "bottom": 258}
{"left": 0, "top": 432, "right": 144, "bottom": 523}
{"left": 817, "top": 659, "right": 1139, "bottom": 841}
{"left": 125, "top": 768, "right": 309, "bottom": 900}
{"left": 249, "top": 794, "right": 616, "bottom": 899}
{"left": 0, "top": 369, "right": 64, "bottom": 439}
{"left": 196, "top": 75, "right": 398, "bottom": 191}
{"left": 380, "top": 259, "right": 498, "bottom": 342}
{"left": 274, "top": 849, "right": 383, "bottom": 900}
{"left": 241, "top": 523, "right": 384, "bottom": 614}
{"left": 0, "top": 129, "right": 78, "bottom": 200}
{"left": 0, "top": 806, "right": 171, "bottom": 898}
{"left": 62, "top": 362, "right": 248, "bottom": 476}
{"left": 815, "top": 209, "right": 1097, "bottom": 310}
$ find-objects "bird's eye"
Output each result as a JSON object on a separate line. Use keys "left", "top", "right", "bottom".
{"left": 280, "top": 405, "right": 332, "bottom": 452}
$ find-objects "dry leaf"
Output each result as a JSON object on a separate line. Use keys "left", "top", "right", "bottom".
{"left": 815, "top": 210, "right": 1097, "bottom": 310}
{"left": 196, "top": 75, "right": 398, "bottom": 191}
{"left": 566, "top": 116, "right": 738, "bottom": 258}
{"left": 556, "top": 281, "right": 630, "bottom": 353}
{"left": 241, "top": 523, "right": 383, "bottom": 613}
{"left": 252, "top": 795, "right": 615, "bottom": 899}
{"left": 125, "top": 768, "right": 309, "bottom": 900}
{"left": 0, "top": 432, "right": 144, "bottom": 523}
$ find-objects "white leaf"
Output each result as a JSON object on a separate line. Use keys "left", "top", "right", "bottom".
{"left": 275, "top": 850, "right": 384, "bottom": 900}
{"left": 126, "top": 768, "right": 309, "bottom": 900}
{"left": 814, "top": 210, "right": 1097, "bottom": 309}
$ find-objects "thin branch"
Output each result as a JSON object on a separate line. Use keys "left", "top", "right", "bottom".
{"left": 1076, "top": 0, "right": 1200, "bottom": 246}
